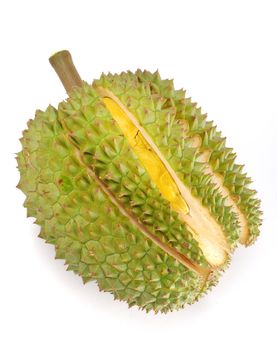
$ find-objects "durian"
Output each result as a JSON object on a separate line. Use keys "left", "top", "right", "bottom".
{"left": 17, "top": 50, "right": 262, "bottom": 313}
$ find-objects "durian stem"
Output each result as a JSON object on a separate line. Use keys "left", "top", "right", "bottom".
{"left": 49, "top": 50, "right": 82, "bottom": 94}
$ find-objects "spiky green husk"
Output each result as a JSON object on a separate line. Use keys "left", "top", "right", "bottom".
{"left": 17, "top": 70, "right": 261, "bottom": 313}
{"left": 94, "top": 70, "right": 261, "bottom": 245}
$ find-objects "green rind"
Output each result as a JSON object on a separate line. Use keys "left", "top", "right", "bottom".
{"left": 17, "top": 88, "right": 217, "bottom": 313}
{"left": 17, "top": 69, "right": 262, "bottom": 312}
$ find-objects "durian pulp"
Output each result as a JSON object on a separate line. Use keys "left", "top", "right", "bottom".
{"left": 102, "top": 96, "right": 228, "bottom": 267}
{"left": 102, "top": 97, "right": 189, "bottom": 215}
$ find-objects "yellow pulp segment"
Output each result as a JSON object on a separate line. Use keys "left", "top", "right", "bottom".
{"left": 102, "top": 97, "right": 189, "bottom": 216}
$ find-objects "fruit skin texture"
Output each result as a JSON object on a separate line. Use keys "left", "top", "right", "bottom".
{"left": 17, "top": 71, "right": 261, "bottom": 313}
{"left": 94, "top": 71, "right": 262, "bottom": 245}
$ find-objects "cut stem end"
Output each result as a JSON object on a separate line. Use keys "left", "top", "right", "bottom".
{"left": 49, "top": 50, "right": 82, "bottom": 94}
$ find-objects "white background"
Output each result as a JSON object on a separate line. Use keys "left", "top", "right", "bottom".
{"left": 0, "top": 1, "right": 276, "bottom": 349}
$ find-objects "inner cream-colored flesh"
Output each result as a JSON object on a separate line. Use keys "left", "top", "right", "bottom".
{"left": 198, "top": 150, "right": 249, "bottom": 244}
{"left": 96, "top": 86, "right": 229, "bottom": 267}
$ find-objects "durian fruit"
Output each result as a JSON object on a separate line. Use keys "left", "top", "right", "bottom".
{"left": 17, "top": 50, "right": 262, "bottom": 313}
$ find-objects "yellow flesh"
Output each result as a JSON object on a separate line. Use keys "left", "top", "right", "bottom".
{"left": 101, "top": 93, "right": 229, "bottom": 267}
{"left": 102, "top": 97, "right": 189, "bottom": 215}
